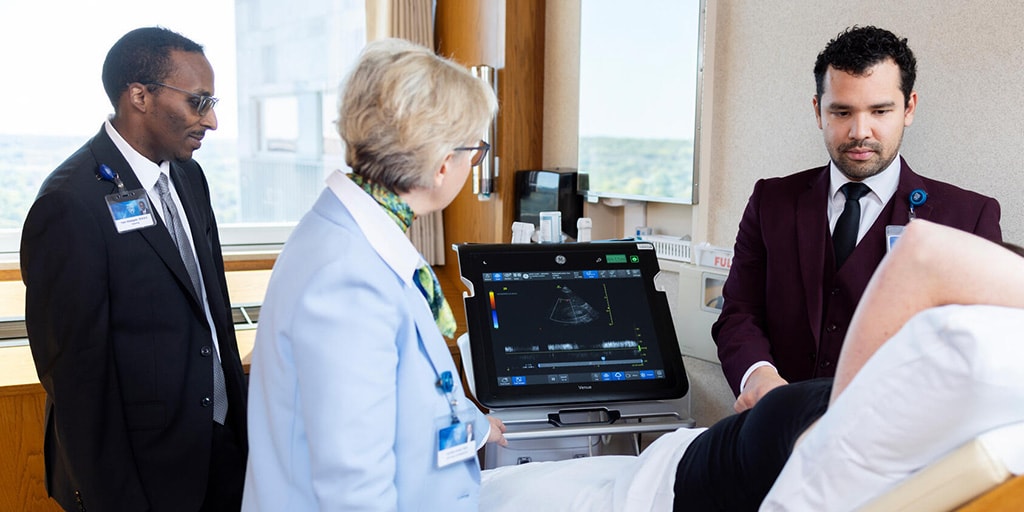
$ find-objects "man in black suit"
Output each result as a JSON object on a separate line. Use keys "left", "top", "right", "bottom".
{"left": 21, "top": 27, "right": 246, "bottom": 511}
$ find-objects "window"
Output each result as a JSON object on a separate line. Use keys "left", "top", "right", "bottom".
{"left": 577, "top": 0, "right": 704, "bottom": 204}
{"left": 0, "top": 0, "right": 366, "bottom": 256}
{"left": 260, "top": 96, "right": 301, "bottom": 153}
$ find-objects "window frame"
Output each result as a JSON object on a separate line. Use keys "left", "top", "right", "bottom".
{"left": 0, "top": 224, "right": 294, "bottom": 263}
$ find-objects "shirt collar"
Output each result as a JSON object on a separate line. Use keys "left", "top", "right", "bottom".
{"left": 326, "top": 170, "right": 421, "bottom": 286}
{"left": 104, "top": 117, "right": 169, "bottom": 190}
{"left": 828, "top": 153, "right": 901, "bottom": 205}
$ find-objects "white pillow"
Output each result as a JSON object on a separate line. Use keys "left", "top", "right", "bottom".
{"left": 761, "top": 305, "right": 1024, "bottom": 512}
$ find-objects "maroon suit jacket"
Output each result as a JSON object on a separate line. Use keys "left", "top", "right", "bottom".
{"left": 712, "top": 157, "right": 1002, "bottom": 395}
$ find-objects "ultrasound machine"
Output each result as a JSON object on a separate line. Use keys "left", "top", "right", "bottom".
{"left": 455, "top": 241, "right": 694, "bottom": 468}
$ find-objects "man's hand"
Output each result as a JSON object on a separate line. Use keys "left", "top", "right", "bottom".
{"left": 734, "top": 366, "right": 788, "bottom": 413}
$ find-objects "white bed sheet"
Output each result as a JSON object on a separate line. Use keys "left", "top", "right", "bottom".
{"left": 480, "top": 426, "right": 705, "bottom": 512}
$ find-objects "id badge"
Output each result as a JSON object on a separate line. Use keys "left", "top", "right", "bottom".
{"left": 885, "top": 225, "right": 905, "bottom": 253}
{"left": 105, "top": 189, "right": 156, "bottom": 233}
{"left": 436, "top": 410, "right": 476, "bottom": 468}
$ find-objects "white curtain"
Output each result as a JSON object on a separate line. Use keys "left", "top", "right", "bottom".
{"left": 365, "top": 0, "right": 446, "bottom": 265}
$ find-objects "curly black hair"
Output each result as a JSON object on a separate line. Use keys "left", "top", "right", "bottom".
{"left": 101, "top": 27, "right": 204, "bottom": 110}
{"left": 813, "top": 26, "right": 916, "bottom": 107}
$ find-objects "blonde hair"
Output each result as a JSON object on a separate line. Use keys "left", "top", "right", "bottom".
{"left": 338, "top": 38, "right": 498, "bottom": 192}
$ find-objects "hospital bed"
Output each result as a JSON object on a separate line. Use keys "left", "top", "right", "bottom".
{"left": 762, "top": 304, "right": 1024, "bottom": 511}
{"left": 959, "top": 473, "right": 1024, "bottom": 510}
{"left": 861, "top": 422, "right": 1024, "bottom": 511}
{"left": 475, "top": 302, "right": 1024, "bottom": 511}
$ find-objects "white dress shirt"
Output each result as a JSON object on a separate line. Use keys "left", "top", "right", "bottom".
{"left": 103, "top": 119, "right": 221, "bottom": 356}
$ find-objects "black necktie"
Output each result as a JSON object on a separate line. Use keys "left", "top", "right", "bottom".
{"left": 833, "top": 182, "right": 870, "bottom": 269}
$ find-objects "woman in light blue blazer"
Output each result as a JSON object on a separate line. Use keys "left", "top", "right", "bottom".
{"left": 242, "top": 38, "right": 505, "bottom": 511}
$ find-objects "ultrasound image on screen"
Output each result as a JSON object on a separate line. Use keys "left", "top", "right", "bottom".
{"left": 480, "top": 270, "right": 667, "bottom": 387}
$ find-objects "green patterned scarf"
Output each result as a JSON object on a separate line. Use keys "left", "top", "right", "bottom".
{"left": 349, "top": 173, "right": 457, "bottom": 338}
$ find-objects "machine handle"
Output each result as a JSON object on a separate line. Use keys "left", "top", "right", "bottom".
{"left": 547, "top": 407, "right": 622, "bottom": 427}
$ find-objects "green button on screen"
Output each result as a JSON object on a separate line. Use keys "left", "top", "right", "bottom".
{"left": 606, "top": 254, "right": 627, "bottom": 263}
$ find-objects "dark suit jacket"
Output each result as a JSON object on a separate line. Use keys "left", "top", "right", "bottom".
{"left": 712, "top": 158, "right": 1002, "bottom": 395}
{"left": 21, "top": 127, "right": 247, "bottom": 511}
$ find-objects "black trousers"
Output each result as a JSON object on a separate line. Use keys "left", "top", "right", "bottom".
{"left": 199, "top": 420, "right": 247, "bottom": 511}
{"left": 673, "top": 378, "right": 833, "bottom": 511}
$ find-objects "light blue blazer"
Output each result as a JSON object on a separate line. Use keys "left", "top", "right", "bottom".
{"left": 242, "top": 175, "right": 488, "bottom": 511}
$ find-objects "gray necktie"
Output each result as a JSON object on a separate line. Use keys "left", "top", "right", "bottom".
{"left": 155, "top": 172, "right": 228, "bottom": 425}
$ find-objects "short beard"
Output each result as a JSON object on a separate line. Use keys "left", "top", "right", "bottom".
{"left": 832, "top": 138, "right": 899, "bottom": 180}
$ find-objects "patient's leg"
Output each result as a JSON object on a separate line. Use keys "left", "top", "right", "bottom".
{"left": 672, "top": 378, "right": 832, "bottom": 511}
{"left": 832, "top": 220, "right": 1024, "bottom": 402}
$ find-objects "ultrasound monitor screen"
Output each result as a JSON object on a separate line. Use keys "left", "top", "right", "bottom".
{"left": 486, "top": 269, "right": 664, "bottom": 384}
{"left": 456, "top": 242, "right": 688, "bottom": 408}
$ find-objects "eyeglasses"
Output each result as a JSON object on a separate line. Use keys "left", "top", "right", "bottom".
{"left": 454, "top": 140, "right": 490, "bottom": 166}
{"left": 142, "top": 81, "right": 219, "bottom": 116}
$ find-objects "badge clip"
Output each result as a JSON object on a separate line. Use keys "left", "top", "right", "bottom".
{"left": 437, "top": 371, "right": 455, "bottom": 393}
{"left": 908, "top": 188, "right": 927, "bottom": 221}
{"left": 97, "top": 163, "right": 129, "bottom": 196}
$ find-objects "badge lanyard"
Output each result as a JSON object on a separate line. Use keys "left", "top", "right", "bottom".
{"left": 887, "top": 188, "right": 928, "bottom": 252}
{"left": 419, "top": 336, "right": 460, "bottom": 424}
{"left": 436, "top": 370, "right": 460, "bottom": 424}
{"left": 420, "top": 337, "right": 478, "bottom": 468}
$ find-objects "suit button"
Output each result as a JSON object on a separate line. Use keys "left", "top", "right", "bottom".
{"left": 831, "top": 288, "right": 840, "bottom": 296}
{"left": 201, "top": 397, "right": 212, "bottom": 407}
{"left": 200, "top": 346, "right": 212, "bottom": 357}
{"left": 820, "top": 360, "right": 832, "bottom": 369}
{"left": 825, "top": 323, "right": 838, "bottom": 333}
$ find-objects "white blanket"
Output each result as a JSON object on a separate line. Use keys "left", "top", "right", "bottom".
{"left": 480, "top": 426, "right": 705, "bottom": 512}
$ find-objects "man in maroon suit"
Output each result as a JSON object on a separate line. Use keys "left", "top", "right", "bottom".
{"left": 713, "top": 26, "right": 1001, "bottom": 413}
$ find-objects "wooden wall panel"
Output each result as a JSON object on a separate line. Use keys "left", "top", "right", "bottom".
{"left": 434, "top": 0, "right": 500, "bottom": 66}
{"left": 0, "top": 389, "right": 60, "bottom": 511}
{"left": 436, "top": 0, "right": 505, "bottom": 267}
{"left": 435, "top": 0, "right": 546, "bottom": 342}
{"left": 497, "top": 0, "right": 546, "bottom": 242}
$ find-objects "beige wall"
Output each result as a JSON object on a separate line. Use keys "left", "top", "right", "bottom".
{"left": 545, "top": 0, "right": 1024, "bottom": 246}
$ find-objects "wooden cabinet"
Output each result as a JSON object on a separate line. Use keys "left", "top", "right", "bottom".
{"left": 0, "top": 367, "right": 60, "bottom": 511}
